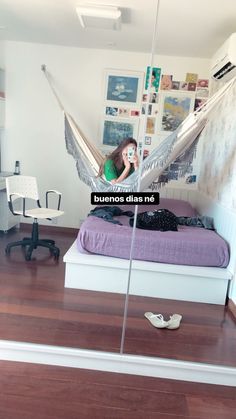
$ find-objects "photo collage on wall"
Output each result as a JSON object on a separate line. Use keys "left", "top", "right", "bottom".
{"left": 101, "top": 67, "right": 209, "bottom": 186}
{"left": 102, "top": 69, "right": 144, "bottom": 151}
{"left": 141, "top": 69, "right": 209, "bottom": 185}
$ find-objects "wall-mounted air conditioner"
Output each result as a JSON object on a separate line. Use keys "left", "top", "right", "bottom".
{"left": 210, "top": 33, "right": 236, "bottom": 82}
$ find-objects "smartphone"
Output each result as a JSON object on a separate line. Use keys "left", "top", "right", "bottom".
{"left": 127, "top": 146, "right": 135, "bottom": 163}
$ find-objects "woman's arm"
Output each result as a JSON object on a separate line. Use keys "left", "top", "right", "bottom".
{"left": 104, "top": 158, "right": 130, "bottom": 184}
{"left": 104, "top": 153, "right": 138, "bottom": 185}
{"left": 110, "top": 164, "right": 131, "bottom": 184}
{"left": 133, "top": 153, "right": 139, "bottom": 171}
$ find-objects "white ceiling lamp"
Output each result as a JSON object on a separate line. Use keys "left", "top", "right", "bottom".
{"left": 76, "top": 4, "right": 121, "bottom": 30}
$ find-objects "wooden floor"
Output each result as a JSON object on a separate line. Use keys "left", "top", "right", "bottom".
{"left": 0, "top": 225, "right": 236, "bottom": 367}
{"left": 0, "top": 360, "right": 236, "bottom": 419}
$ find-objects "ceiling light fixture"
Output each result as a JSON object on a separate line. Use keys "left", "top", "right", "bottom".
{"left": 76, "top": 4, "right": 121, "bottom": 30}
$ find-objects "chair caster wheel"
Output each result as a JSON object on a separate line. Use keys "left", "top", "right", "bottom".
{"left": 25, "top": 248, "right": 33, "bottom": 261}
{"left": 54, "top": 250, "right": 60, "bottom": 260}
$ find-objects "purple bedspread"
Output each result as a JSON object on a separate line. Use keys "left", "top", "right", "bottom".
{"left": 77, "top": 198, "right": 229, "bottom": 267}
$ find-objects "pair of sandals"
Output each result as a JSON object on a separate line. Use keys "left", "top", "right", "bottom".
{"left": 144, "top": 312, "right": 182, "bottom": 330}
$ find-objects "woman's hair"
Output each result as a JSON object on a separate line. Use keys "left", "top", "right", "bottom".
{"left": 99, "top": 137, "right": 137, "bottom": 176}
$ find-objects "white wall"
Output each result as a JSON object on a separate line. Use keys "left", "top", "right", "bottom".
{"left": 197, "top": 79, "right": 236, "bottom": 303}
{"left": 198, "top": 81, "right": 236, "bottom": 211}
{"left": 0, "top": 41, "right": 5, "bottom": 69}
{"left": 2, "top": 40, "right": 210, "bottom": 228}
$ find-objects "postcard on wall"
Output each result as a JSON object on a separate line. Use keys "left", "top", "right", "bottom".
{"left": 141, "top": 103, "right": 155, "bottom": 116}
{"left": 104, "top": 69, "right": 144, "bottom": 106}
{"left": 185, "top": 73, "right": 198, "bottom": 83}
{"left": 105, "top": 106, "right": 118, "bottom": 116}
{"left": 160, "top": 75, "right": 173, "bottom": 90}
{"left": 159, "top": 91, "right": 194, "bottom": 132}
{"left": 196, "top": 87, "right": 209, "bottom": 98}
{"left": 102, "top": 118, "right": 139, "bottom": 146}
{"left": 194, "top": 98, "right": 207, "bottom": 110}
{"left": 172, "top": 81, "right": 180, "bottom": 90}
{"left": 142, "top": 93, "right": 148, "bottom": 102}
{"left": 187, "top": 82, "right": 196, "bottom": 91}
{"left": 145, "top": 136, "right": 152, "bottom": 145}
{"left": 145, "top": 67, "right": 161, "bottom": 92}
{"left": 152, "top": 105, "right": 159, "bottom": 116}
{"left": 146, "top": 117, "right": 156, "bottom": 134}
{"left": 149, "top": 92, "right": 158, "bottom": 103}
{"left": 130, "top": 110, "right": 140, "bottom": 117}
{"left": 197, "top": 79, "right": 209, "bottom": 88}
{"left": 179, "top": 81, "right": 188, "bottom": 91}
{"left": 118, "top": 107, "right": 130, "bottom": 118}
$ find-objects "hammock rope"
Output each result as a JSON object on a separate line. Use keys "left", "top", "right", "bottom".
{"left": 42, "top": 65, "right": 236, "bottom": 192}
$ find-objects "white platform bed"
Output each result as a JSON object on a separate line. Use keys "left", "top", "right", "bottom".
{"left": 64, "top": 189, "right": 236, "bottom": 305}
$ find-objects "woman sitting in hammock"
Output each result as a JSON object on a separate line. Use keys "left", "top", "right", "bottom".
{"left": 102, "top": 138, "right": 139, "bottom": 184}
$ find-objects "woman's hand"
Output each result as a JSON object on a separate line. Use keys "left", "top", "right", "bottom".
{"left": 122, "top": 152, "right": 131, "bottom": 169}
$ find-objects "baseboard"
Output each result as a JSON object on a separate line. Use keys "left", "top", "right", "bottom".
{"left": 0, "top": 340, "right": 236, "bottom": 387}
{"left": 20, "top": 223, "right": 77, "bottom": 236}
{"left": 228, "top": 299, "right": 236, "bottom": 321}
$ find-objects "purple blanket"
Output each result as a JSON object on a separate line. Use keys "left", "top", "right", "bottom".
{"left": 77, "top": 198, "right": 229, "bottom": 267}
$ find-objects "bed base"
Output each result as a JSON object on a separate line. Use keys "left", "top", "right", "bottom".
{"left": 64, "top": 240, "right": 231, "bottom": 305}
{"left": 64, "top": 188, "right": 235, "bottom": 305}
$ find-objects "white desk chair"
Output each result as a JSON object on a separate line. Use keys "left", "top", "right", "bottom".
{"left": 5, "top": 175, "right": 64, "bottom": 261}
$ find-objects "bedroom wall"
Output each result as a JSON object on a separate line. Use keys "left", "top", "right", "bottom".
{"left": 2, "top": 40, "right": 210, "bottom": 228}
{"left": 198, "top": 81, "right": 236, "bottom": 210}
{"left": 197, "top": 80, "right": 236, "bottom": 302}
{"left": 0, "top": 41, "right": 5, "bottom": 68}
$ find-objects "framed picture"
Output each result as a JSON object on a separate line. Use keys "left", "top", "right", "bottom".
{"left": 146, "top": 117, "right": 156, "bottom": 134}
{"left": 145, "top": 66, "right": 161, "bottom": 92}
{"left": 172, "top": 81, "right": 180, "bottom": 90}
{"left": 158, "top": 91, "right": 195, "bottom": 132}
{"left": 104, "top": 69, "right": 144, "bottom": 106}
{"left": 105, "top": 106, "right": 118, "bottom": 116}
{"left": 102, "top": 118, "right": 139, "bottom": 146}
{"left": 130, "top": 109, "right": 140, "bottom": 117}
{"left": 145, "top": 136, "right": 152, "bottom": 145}
{"left": 160, "top": 74, "right": 173, "bottom": 90}
{"left": 118, "top": 107, "right": 130, "bottom": 118}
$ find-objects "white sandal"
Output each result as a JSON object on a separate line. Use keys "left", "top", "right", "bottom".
{"left": 166, "top": 314, "right": 182, "bottom": 330}
{"left": 144, "top": 312, "right": 169, "bottom": 328}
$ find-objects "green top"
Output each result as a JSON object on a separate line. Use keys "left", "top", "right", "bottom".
{"left": 104, "top": 159, "right": 134, "bottom": 181}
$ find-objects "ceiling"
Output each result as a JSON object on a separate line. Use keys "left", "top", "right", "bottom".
{"left": 0, "top": 0, "right": 236, "bottom": 57}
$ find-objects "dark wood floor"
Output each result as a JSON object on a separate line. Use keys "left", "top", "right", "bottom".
{"left": 0, "top": 225, "right": 236, "bottom": 367}
{"left": 0, "top": 361, "right": 236, "bottom": 419}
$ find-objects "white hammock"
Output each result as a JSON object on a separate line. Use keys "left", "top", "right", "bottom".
{"left": 42, "top": 66, "right": 236, "bottom": 192}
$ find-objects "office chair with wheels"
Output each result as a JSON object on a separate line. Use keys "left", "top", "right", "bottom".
{"left": 5, "top": 175, "right": 64, "bottom": 261}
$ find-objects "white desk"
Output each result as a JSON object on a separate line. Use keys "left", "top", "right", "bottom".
{"left": 0, "top": 174, "right": 20, "bottom": 231}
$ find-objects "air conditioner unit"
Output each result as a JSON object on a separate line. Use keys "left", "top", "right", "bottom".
{"left": 211, "top": 33, "right": 236, "bottom": 82}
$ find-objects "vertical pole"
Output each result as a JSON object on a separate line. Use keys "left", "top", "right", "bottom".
{"left": 120, "top": 0, "right": 161, "bottom": 354}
